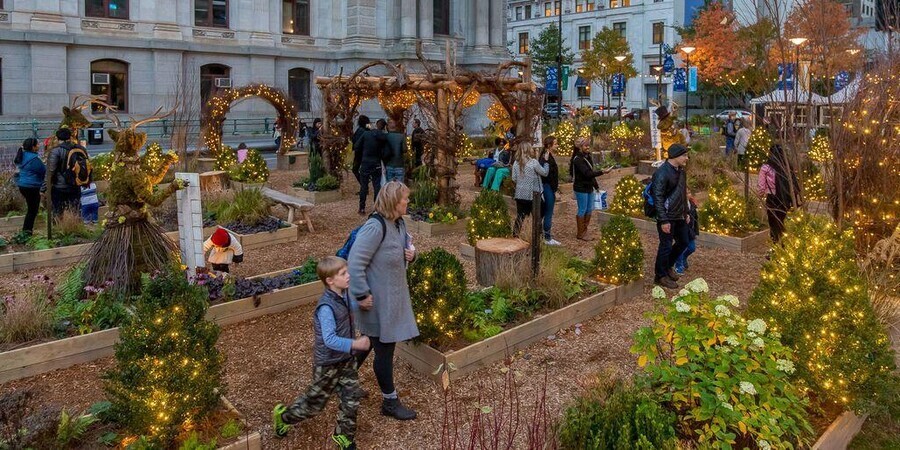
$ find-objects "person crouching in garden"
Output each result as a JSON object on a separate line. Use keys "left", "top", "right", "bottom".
{"left": 570, "top": 137, "right": 607, "bottom": 240}
{"left": 203, "top": 227, "right": 243, "bottom": 273}
{"left": 540, "top": 136, "right": 561, "bottom": 245}
{"left": 511, "top": 142, "right": 549, "bottom": 237}
{"left": 348, "top": 181, "right": 419, "bottom": 420}
{"left": 272, "top": 256, "right": 371, "bottom": 450}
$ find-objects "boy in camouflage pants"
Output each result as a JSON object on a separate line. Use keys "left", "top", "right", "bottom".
{"left": 273, "top": 256, "right": 372, "bottom": 449}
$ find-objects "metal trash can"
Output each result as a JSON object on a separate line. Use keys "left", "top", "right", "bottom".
{"left": 87, "top": 122, "right": 104, "bottom": 145}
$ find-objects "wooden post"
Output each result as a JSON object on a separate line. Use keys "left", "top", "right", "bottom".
{"left": 531, "top": 190, "right": 542, "bottom": 278}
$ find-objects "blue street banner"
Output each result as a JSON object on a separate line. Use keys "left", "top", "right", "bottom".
{"left": 835, "top": 71, "right": 850, "bottom": 91}
{"left": 546, "top": 67, "right": 559, "bottom": 93}
{"left": 673, "top": 68, "right": 686, "bottom": 92}
{"left": 777, "top": 63, "right": 794, "bottom": 90}
{"left": 575, "top": 76, "right": 588, "bottom": 88}
{"left": 688, "top": 67, "right": 698, "bottom": 92}
{"left": 611, "top": 73, "right": 625, "bottom": 95}
{"left": 663, "top": 54, "right": 675, "bottom": 73}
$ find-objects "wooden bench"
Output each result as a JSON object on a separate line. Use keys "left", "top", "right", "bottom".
{"left": 260, "top": 187, "right": 315, "bottom": 232}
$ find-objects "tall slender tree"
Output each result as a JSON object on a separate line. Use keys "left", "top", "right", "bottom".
{"left": 528, "top": 23, "right": 575, "bottom": 84}
{"left": 581, "top": 27, "right": 637, "bottom": 109}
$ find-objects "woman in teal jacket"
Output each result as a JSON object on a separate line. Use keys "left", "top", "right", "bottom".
{"left": 14, "top": 138, "right": 46, "bottom": 236}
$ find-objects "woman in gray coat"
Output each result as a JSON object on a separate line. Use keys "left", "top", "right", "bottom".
{"left": 347, "top": 181, "right": 418, "bottom": 420}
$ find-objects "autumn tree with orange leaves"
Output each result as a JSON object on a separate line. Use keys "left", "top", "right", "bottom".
{"left": 678, "top": 3, "right": 740, "bottom": 87}
{"left": 780, "top": 0, "right": 863, "bottom": 89}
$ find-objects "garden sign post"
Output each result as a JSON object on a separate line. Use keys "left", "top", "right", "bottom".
{"left": 175, "top": 172, "right": 204, "bottom": 277}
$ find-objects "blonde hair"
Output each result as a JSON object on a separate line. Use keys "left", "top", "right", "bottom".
{"left": 374, "top": 181, "right": 411, "bottom": 221}
{"left": 514, "top": 142, "right": 534, "bottom": 168}
{"left": 317, "top": 256, "right": 347, "bottom": 286}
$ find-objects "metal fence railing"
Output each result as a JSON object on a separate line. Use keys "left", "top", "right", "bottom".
{"left": 0, "top": 117, "right": 278, "bottom": 144}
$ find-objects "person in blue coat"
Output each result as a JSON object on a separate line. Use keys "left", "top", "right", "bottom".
{"left": 14, "top": 138, "right": 46, "bottom": 236}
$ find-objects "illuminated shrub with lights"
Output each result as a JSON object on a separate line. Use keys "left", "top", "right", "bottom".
{"left": 743, "top": 127, "right": 771, "bottom": 170}
{"left": 228, "top": 149, "right": 269, "bottom": 183}
{"left": 609, "top": 175, "right": 645, "bottom": 217}
{"left": 699, "top": 178, "right": 758, "bottom": 236}
{"left": 140, "top": 142, "right": 178, "bottom": 185}
{"left": 553, "top": 120, "right": 576, "bottom": 156}
{"left": 215, "top": 145, "right": 238, "bottom": 171}
{"left": 748, "top": 212, "right": 899, "bottom": 414}
{"left": 801, "top": 163, "right": 827, "bottom": 202}
{"left": 593, "top": 214, "right": 643, "bottom": 285}
{"left": 104, "top": 267, "right": 224, "bottom": 446}
{"left": 807, "top": 132, "right": 832, "bottom": 163}
{"left": 467, "top": 189, "right": 512, "bottom": 246}
{"left": 91, "top": 152, "right": 114, "bottom": 181}
{"left": 408, "top": 248, "right": 468, "bottom": 347}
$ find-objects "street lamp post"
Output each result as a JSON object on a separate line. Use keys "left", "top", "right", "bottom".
{"left": 680, "top": 46, "right": 696, "bottom": 126}
{"left": 614, "top": 55, "right": 626, "bottom": 122}
{"left": 789, "top": 37, "right": 807, "bottom": 137}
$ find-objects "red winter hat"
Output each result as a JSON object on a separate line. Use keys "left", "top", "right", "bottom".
{"left": 211, "top": 227, "right": 231, "bottom": 247}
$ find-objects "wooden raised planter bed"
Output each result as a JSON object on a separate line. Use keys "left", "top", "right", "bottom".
{"left": 226, "top": 221, "right": 298, "bottom": 250}
{"left": 403, "top": 216, "right": 470, "bottom": 237}
{"left": 459, "top": 243, "right": 475, "bottom": 259}
{"left": 0, "top": 272, "right": 321, "bottom": 384}
{"left": 276, "top": 151, "right": 309, "bottom": 171}
{"left": 0, "top": 206, "right": 110, "bottom": 234}
{"left": 594, "top": 211, "right": 770, "bottom": 253}
{"left": 811, "top": 411, "right": 867, "bottom": 450}
{"left": 293, "top": 187, "right": 342, "bottom": 205}
{"left": 398, "top": 280, "right": 644, "bottom": 384}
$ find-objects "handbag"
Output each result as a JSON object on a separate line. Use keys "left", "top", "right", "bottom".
{"left": 593, "top": 190, "right": 608, "bottom": 211}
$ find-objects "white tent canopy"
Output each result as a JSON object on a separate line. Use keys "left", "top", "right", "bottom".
{"left": 749, "top": 89, "right": 828, "bottom": 105}
{"left": 826, "top": 78, "right": 861, "bottom": 104}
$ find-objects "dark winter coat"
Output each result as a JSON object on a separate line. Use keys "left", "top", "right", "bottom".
{"left": 351, "top": 127, "right": 366, "bottom": 173}
{"left": 651, "top": 160, "right": 688, "bottom": 223}
{"left": 570, "top": 151, "right": 603, "bottom": 193}
{"left": 358, "top": 129, "right": 387, "bottom": 170}
{"left": 539, "top": 153, "right": 559, "bottom": 192}
{"left": 46, "top": 142, "right": 84, "bottom": 193}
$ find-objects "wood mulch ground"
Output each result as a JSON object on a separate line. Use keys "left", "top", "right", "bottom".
{"left": 0, "top": 168, "right": 768, "bottom": 449}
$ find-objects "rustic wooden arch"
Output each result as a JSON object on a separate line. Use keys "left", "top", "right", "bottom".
{"left": 201, "top": 84, "right": 299, "bottom": 156}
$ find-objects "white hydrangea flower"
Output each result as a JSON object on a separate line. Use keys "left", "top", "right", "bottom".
{"left": 747, "top": 318, "right": 768, "bottom": 334}
{"left": 752, "top": 337, "right": 765, "bottom": 349}
{"left": 651, "top": 285, "right": 666, "bottom": 299}
{"left": 726, "top": 335, "right": 740, "bottom": 346}
{"left": 675, "top": 301, "right": 691, "bottom": 313}
{"left": 776, "top": 359, "right": 796, "bottom": 374}
{"left": 718, "top": 294, "right": 740, "bottom": 307}
{"left": 759, "top": 440, "right": 771, "bottom": 450}
{"left": 747, "top": 331, "right": 757, "bottom": 338}
{"left": 678, "top": 289, "right": 690, "bottom": 297}
{"left": 715, "top": 304, "right": 731, "bottom": 317}
{"left": 740, "top": 381, "right": 757, "bottom": 396}
{"left": 722, "top": 402, "right": 734, "bottom": 411}
{"left": 685, "top": 278, "right": 709, "bottom": 293}
{"left": 726, "top": 318, "right": 737, "bottom": 326}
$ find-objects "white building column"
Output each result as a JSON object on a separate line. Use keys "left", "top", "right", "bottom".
{"left": 474, "top": 0, "right": 490, "bottom": 48}
{"left": 489, "top": 0, "right": 504, "bottom": 48}
{"left": 419, "top": 0, "right": 434, "bottom": 40}
{"left": 401, "top": 0, "right": 417, "bottom": 40}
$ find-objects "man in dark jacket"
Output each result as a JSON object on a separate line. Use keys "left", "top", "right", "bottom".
{"left": 651, "top": 144, "right": 690, "bottom": 289}
{"left": 44, "top": 127, "right": 84, "bottom": 217}
{"left": 383, "top": 119, "right": 406, "bottom": 182}
{"left": 351, "top": 115, "right": 370, "bottom": 183}
{"left": 410, "top": 119, "right": 425, "bottom": 168}
{"left": 356, "top": 119, "right": 387, "bottom": 214}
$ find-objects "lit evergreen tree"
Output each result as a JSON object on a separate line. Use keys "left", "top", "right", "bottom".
{"left": 609, "top": 175, "right": 645, "bottom": 217}
{"left": 594, "top": 215, "right": 643, "bottom": 285}
{"left": 467, "top": 190, "right": 512, "bottom": 246}
{"left": 408, "top": 249, "right": 468, "bottom": 346}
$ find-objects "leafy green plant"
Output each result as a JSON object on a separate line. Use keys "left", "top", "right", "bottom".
{"left": 593, "top": 215, "right": 643, "bottom": 285}
{"left": 632, "top": 280, "right": 813, "bottom": 449}
{"left": 308, "top": 150, "right": 326, "bottom": 183}
{"left": 699, "top": 178, "right": 759, "bottom": 236}
{"left": 91, "top": 152, "right": 115, "bottom": 181}
{"left": 212, "top": 188, "right": 271, "bottom": 227}
{"left": 227, "top": 149, "right": 269, "bottom": 183}
{"left": 748, "top": 212, "right": 900, "bottom": 415}
{"left": 56, "top": 409, "right": 98, "bottom": 447}
{"left": 219, "top": 419, "right": 242, "bottom": 440}
{"left": 426, "top": 204, "right": 463, "bottom": 224}
{"left": 315, "top": 174, "right": 340, "bottom": 191}
{"left": 410, "top": 165, "right": 438, "bottom": 210}
{"left": 558, "top": 377, "right": 677, "bottom": 450}
{"left": 609, "top": 175, "right": 645, "bottom": 217}
{"left": 55, "top": 283, "right": 130, "bottom": 335}
{"left": 408, "top": 249, "right": 468, "bottom": 346}
{"left": 104, "top": 267, "right": 225, "bottom": 446}
{"left": 534, "top": 245, "right": 588, "bottom": 309}
{"left": 291, "top": 257, "right": 320, "bottom": 285}
{"left": 178, "top": 432, "right": 217, "bottom": 450}
{"left": 467, "top": 189, "right": 512, "bottom": 245}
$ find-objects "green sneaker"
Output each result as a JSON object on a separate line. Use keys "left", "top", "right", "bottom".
{"left": 272, "top": 404, "right": 291, "bottom": 438}
{"left": 332, "top": 434, "right": 355, "bottom": 449}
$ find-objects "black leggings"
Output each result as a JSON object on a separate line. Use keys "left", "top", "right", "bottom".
{"left": 19, "top": 187, "right": 41, "bottom": 235}
{"left": 513, "top": 198, "right": 534, "bottom": 237}
{"left": 357, "top": 337, "right": 396, "bottom": 395}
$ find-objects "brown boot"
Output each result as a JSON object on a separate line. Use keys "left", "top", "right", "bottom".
{"left": 575, "top": 216, "right": 585, "bottom": 240}
{"left": 580, "top": 214, "right": 595, "bottom": 241}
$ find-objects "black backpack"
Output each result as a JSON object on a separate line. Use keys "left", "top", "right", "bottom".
{"left": 61, "top": 145, "right": 92, "bottom": 187}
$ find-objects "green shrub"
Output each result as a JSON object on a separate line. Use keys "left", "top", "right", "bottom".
{"left": 467, "top": 189, "right": 512, "bottom": 245}
{"left": 227, "top": 149, "right": 269, "bottom": 183}
{"left": 426, "top": 204, "right": 463, "bottom": 224}
{"left": 315, "top": 174, "right": 340, "bottom": 191}
{"left": 308, "top": 150, "right": 326, "bottom": 182}
{"left": 699, "top": 178, "right": 758, "bottom": 236}
{"left": 534, "top": 245, "right": 589, "bottom": 310}
{"left": 687, "top": 148, "right": 729, "bottom": 191}
{"left": 56, "top": 409, "right": 98, "bottom": 447}
{"left": 593, "top": 215, "right": 643, "bottom": 285}
{"left": 91, "top": 152, "right": 115, "bottom": 181}
{"left": 748, "top": 212, "right": 900, "bottom": 414}
{"left": 462, "top": 286, "right": 543, "bottom": 343}
{"left": 54, "top": 280, "right": 129, "bottom": 335}
{"left": 632, "top": 280, "right": 813, "bottom": 448}
{"left": 802, "top": 163, "right": 827, "bottom": 202}
{"left": 212, "top": 188, "right": 271, "bottom": 226}
{"left": 408, "top": 249, "right": 468, "bottom": 346}
{"left": 558, "top": 377, "right": 677, "bottom": 450}
{"left": 104, "top": 267, "right": 224, "bottom": 446}
{"left": 745, "top": 127, "right": 772, "bottom": 170}
{"left": 410, "top": 165, "right": 438, "bottom": 210}
{"left": 609, "top": 175, "right": 645, "bottom": 217}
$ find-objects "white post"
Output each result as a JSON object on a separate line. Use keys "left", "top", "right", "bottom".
{"left": 650, "top": 110, "right": 662, "bottom": 161}
{"left": 176, "top": 172, "right": 204, "bottom": 278}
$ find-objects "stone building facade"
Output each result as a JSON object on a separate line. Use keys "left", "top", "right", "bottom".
{"left": 0, "top": 0, "right": 508, "bottom": 120}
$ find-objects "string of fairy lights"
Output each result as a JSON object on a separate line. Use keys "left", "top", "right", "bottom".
{"left": 202, "top": 84, "right": 299, "bottom": 157}
{"left": 594, "top": 215, "right": 644, "bottom": 285}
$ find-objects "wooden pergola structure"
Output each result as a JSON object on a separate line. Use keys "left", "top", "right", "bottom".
{"left": 314, "top": 43, "right": 543, "bottom": 206}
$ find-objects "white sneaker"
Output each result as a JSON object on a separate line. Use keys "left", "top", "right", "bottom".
{"left": 544, "top": 239, "right": 562, "bottom": 246}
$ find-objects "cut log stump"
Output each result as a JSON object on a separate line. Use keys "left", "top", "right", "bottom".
{"left": 475, "top": 238, "right": 530, "bottom": 287}
{"left": 199, "top": 170, "right": 228, "bottom": 192}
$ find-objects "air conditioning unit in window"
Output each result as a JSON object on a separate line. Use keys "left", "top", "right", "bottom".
{"left": 92, "top": 73, "right": 111, "bottom": 85}
{"left": 214, "top": 78, "right": 232, "bottom": 88}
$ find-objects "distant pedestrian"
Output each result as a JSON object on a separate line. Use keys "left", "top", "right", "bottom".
{"left": 723, "top": 112, "right": 738, "bottom": 156}
{"left": 540, "top": 136, "right": 561, "bottom": 246}
{"left": 273, "top": 117, "right": 283, "bottom": 151}
{"left": 510, "top": 142, "right": 549, "bottom": 237}
{"left": 410, "top": 119, "right": 425, "bottom": 168}
{"left": 13, "top": 138, "right": 45, "bottom": 237}
{"left": 570, "top": 137, "right": 607, "bottom": 241}
{"left": 236, "top": 142, "right": 249, "bottom": 163}
{"left": 298, "top": 120, "right": 308, "bottom": 149}
{"left": 757, "top": 144, "right": 799, "bottom": 243}
{"left": 383, "top": 119, "right": 406, "bottom": 182}
{"left": 80, "top": 181, "right": 100, "bottom": 224}
{"left": 356, "top": 119, "right": 387, "bottom": 214}
{"left": 679, "top": 122, "right": 692, "bottom": 145}
{"left": 734, "top": 120, "right": 751, "bottom": 167}
{"left": 674, "top": 193, "right": 699, "bottom": 275}
{"left": 44, "top": 128, "right": 87, "bottom": 217}
{"left": 309, "top": 118, "right": 323, "bottom": 156}
{"left": 351, "top": 116, "right": 370, "bottom": 183}
{"left": 652, "top": 143, "right": 690, "bottom": 289}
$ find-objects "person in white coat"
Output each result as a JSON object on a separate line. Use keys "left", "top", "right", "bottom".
{"left": 204, "top": 227, "right": 244, "bottom": 273}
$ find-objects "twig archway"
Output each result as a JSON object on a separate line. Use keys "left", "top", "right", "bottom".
{"left": 201, "top": 84, "right": 299, "bottom": 157}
